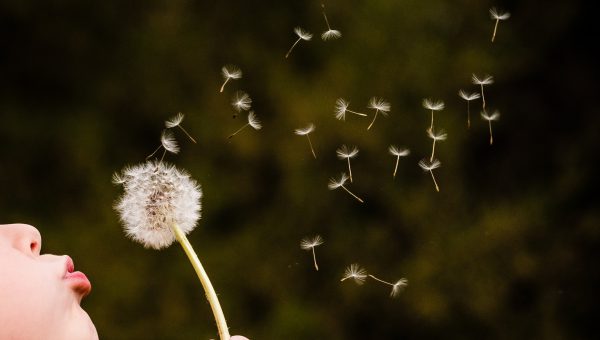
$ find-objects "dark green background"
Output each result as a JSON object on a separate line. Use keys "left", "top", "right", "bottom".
{"left": 1, "top": 0, "right": 597, "bottom": 339}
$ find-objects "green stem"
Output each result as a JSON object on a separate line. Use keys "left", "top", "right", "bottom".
{"left": 170, "top": 223, "right": 230, "bottom": 340}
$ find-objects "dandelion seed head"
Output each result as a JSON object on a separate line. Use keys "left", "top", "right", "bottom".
{"left": 368, "top": 97, "right": 391, "bottom": 113}
{"left": 247, "top": 111, "right": 262, "bottom": 130}
{"left": 334, "top": 98, "right": 349, "bottom": 120}
{"left": 232, "top": 91, "right": 252, "bottom": 112}
{"left": 161, "top": 130, "right": 180, "bottom": 154}
{"left": 294, "top": 27, "right": 313, "bottom": 41}
{"left": 490, "top": 7, "right": 511, "bottom": 20}
{"left": 390, "top": 278, "right": 408, "bottom": 298}
{"left": 472, "top": 74, "right": 494, "bottom": 85}
{"left": 418, "top": 158, "right": 441, "bottom": 171}
{"left": 458, "top": 90, "right": 481, "bottom": 101}
{"left": 481, "top": 110, "right": 501, "bottom": 121}
{"left": 294, "top": 123, "right": 315, "bottom": 135}
{"left": 165, "top": 112, "right": 184, "bottom": 128}
{"left": 321, "top": 29, "right": 342, "bottom": 41}
{"left": 113, "top": 161, "right": 202, "bottom": 250}
{"left": 328, "top": 173, "right": 349, "bottom": 190}
{"left": 336, "top": 145, "right": 359, "bottom": 159}
{"left": 422, "top": 98, "right": 445, "bottom": 111}
{"left": 389, "top": 145, "right": 410, "bottom": 157}
{"left": 427, "top": 128, "right": 448, "bottom": 141}
{"left": 222, "top": 65, "right": 242, "bottom": 80}
{"left": 300, "top": 235, "right": 324, "bottom": 250}
{"left": 341, "top": 263, "right": 368, "bottom": 285}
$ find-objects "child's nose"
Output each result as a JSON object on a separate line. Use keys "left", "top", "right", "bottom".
{"left": 0, "top": 223, "right": 42, "bottom": 256}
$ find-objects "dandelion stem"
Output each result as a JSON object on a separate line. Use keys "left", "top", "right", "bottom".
{"left": 341, "top": 185, "right": 364, "bottom": 203}
{"left": 347, "top": 158, "right": 353, "bottom": 183}
{"left": 467, "top": 101, "right": 471, "bottom": 129}
{"left": 347, "top": 109, "right": 367, "bottom": 117}
{"left": 430, "top": 170, "right": 440, "bottom": 192}
{"left": 368, "top": 274, "right": 394, "bottom": 286}
{"left": 321, "top": 4, "right": 331, "bottom": 30}
{"left": 285, "top": 38, "right": 301, "bottom": 59}
{"left": 228, "top": 124, "right": 248, "bottom": 139}
{"left": 160, "top": 149, "right": 167, "bottom": 162}
{"left": 306, "top": 135, "right": 317, "bottom": 159}
{"left": 311, "top": 248, "right": 319, "bottom": 271}
{"left": 178, "top": 126, "right": 197, "bottom": 144}
{"left": 367, "top": 110, "right": 379, "bottom": 130}
{"left": 480, "top": 84, "right": 486, "bottom": 110}
{"left": 492, "top": 19, "right": 499, "bottom": 42}
{"left": 430, "top": 110, "right": 434, "bottom": 131}
{"left": 170, "top": 223, "right": 230, "bottom": 340}
{"left": 488, "top": 120, "right": 494, "bottom": 145}
{"left": 430, "top": 139, "right": 436, "bottom": 162}
{"left": 393, "top": 156, "right": 399, "bottom": 179}
{"left": 146, "top": 145, "right": 162, "bottom": 160}
{"left": 219, "top": 78, "right": 229, "bottom": 93}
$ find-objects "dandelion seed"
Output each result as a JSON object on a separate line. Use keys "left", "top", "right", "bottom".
{"left": 389, "top": 145, "right": 410, "bottom": 179}
{"left": 489, "top": 7, "right": 511, "bottom": 43}
{"left": 113, "top": 161, "right": 230, "bottom": 339}
{"left": 427, "top": 128, "right": 447, "bottom": 162}
{"left": 300, "top": 235, "right": 324, "bottom": 271}
{"left": 285, "top": 27, "right": 312, "bottom": 58}
{"left": 367, "top": 97, "right": 390, "bottom": 130}
{"left": 228, "top": 111, "right": 262, "bottom": 139}
{"left": 458, "top": 90, "right": 481, "bottom": 128}
{"left": 472, "top": 74, "right": 494, "bottom": 110}
{"left": 231, "top": 91, "right": 252, "bottom": 116}
{"left": 165, "top": 112, "right": 197, "bottom": 143}
{"left": 336, "top": 145, "right": 359, "bottom": 183}
{"left": 422, "top": 98, "right": 445, "bottom": 131}
{"left": 481, "top": 110, "right": 500, "bottom": 145}
{"left": 418, "top": 158, "right": 441, "bottom": 192}
{"left": 341, "top": 263, "right": 368, "bottom": 285}
{"left": 294, "top": 123, "right": 317, "bottom": 159}
{"left": 219, "top": 65, "right": 242, "bottom": 93}
{"left": 334, "top": 98, "right": 367, "bottom": 120}
{"left": 321, "top": 4, "right": 341, "bottom": 41}
{"left": 146, "top": 130, "right": 180, "bottom": 161}
{"left": 328, "top": 173, "right": 364, "bottom": 203}
{"left": 368, "top": 274, "right": 408, "bottom": 298}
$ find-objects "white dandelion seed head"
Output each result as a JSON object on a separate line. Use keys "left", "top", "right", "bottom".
{"left": 300, "top": 235, "right": 324, "bottom": 250}
{"left": 165, "top": 112, "right": 184, "bottom": 128}
{"left": 390, "top": 278, "right": 408, "bottom": 298}
{"left": 321, "top": 29, "right": 341, "bottom": 41}
{"left": 427, "top": 128, "right": 448, "bottom": 141}
{"left": 336, "top": 145, "right": 359, "bottom": 159}
{"left": 368, "top": 97, "right": 391, "bottom": 113}
{"left": 490, "top": 7, "right": 511, "bottom": 20}
{"left": 328, "top": 173, "right": 349, "bottom": 190}
{"left": 247, "top": 111, "right": 262, "bottom": 130}
{"left": 294, "top": 123, "right": 315, "bottom": 135}
{"left": 294, "top": 27, "right": 313, "bottom": 41}
{"left": 161, "top": 130, "right": 180, "bottom": 154}
{"left": 418, "top": 158, "right": 441, "bottom": 171}
{"left": 389, "top": 145, "right": 410, "bottom": 157}
{"left": 113, "top": 161, "right": 202, "bottom": 250}
{"left": 222, "top": 65, "right": 242, "bottom": 80}
{"left": 232, "top": 91, "right": 252, "bottom": 112}
{"left": 112, "top": 171, "right": 126, "bottom": 185}
{"left": 481, "top": 110, "right": 501, "bottom": 121}
{"left": 458, "top": 90, "right": 481, "bottom": 101}
{"left": 334, "top": 98, "right": 349, "bottom": 120}
{"left": 341, "top": 263, "right": 368, "bottom": 285}
{"left": 422, "top": 98, "right": 445, "bottom": 111}
{"left": 472, "top": 74, "right": 495, "bottom": 85}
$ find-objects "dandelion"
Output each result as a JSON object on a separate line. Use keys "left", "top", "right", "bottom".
{"left": 146, "top": 130, "right": 180, "bottom": 161}
{"left": 481, "top": 110, "right": 500, "bottom": 145}
{"left": 113, "top": 161, "right": 230, "bottom": 340}
{"left": 341, "top": 263, "right": 368, "bottom": 285}
{"left": 368, "top": 274, "right": 408, "bottom": 298}
{"left": 334, "top": 98, "right": 367, "bottom": 121}
{"left": 321, "top": 4, "right": 341, "bottom": 41}
{"left": 389, "top": 145, "right": 410, "bottom": 179}
{"left": 219, "top": 65, "right": 242, "bottom": 93}
{"left": 418, "top": 158, "right": 441, "bottom": 192}
{"left": 294, "top": 123, "right": 317, "bottom": 159}
{"left": 231, "top": 91, "right": 252, "bottom": 118}
{"left": 228, "top": 111, "right": 262, "bottom": 139}
{"left": 472, "top": 74, "right": 494, "bottom": 110}
{"left": 458, "top": 90, "right": 481, "bottom": 128}
{"left": 285, "top": 27, "right": 312, "bottom": 58}
{"left": 489, "top": 7, "right": 511, "bottom": 43}
{"left": 427, "top": 128, "right": 447, "bottom": 162}
{"left": 328, "top": 173, "right": 364, "bottom": 203}
{"left": 422, "top": 98, "right": 445, "bottom": 131}
{"left": 367, "top": 97, "right": 390, "bottom": 130}
{"left": 336, "top": 145, "right": 359, "bottom": 183}
{"left": 165, "top": 112, "right": 197, "bottom": 143}
{"left": 300, "top": 235, "right": 324, "bottom": 271}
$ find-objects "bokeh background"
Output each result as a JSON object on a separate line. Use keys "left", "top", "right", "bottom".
{"left": 1, "top": 0, "right": 598, "bottom": 339}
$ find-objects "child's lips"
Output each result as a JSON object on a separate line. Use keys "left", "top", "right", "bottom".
{"left": 64, "top": 255, "right": 92, "bottom": 297}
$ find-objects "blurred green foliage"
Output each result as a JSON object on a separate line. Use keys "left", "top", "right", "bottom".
{"left": 1, "top": 0, "right": 598, "bottom": 339}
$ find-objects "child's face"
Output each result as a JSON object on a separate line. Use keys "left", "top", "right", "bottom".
{"left": 0, "top": 224, "right": 98, "bottom": 340}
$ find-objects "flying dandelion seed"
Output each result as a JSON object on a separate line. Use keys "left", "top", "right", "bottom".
{"left": 285, "top": 27, "right": 312, "bottom": 58}
{"left": 219, "top": 65, "right": 242, "bottom": 93}
{"left": 321, "top": 4, "right": 341, "bottom": 41}
{"left": 334, "top": 98, "right": 367, "bottom": 121}
{"left": 427, "top": 128, "right": 447, "bottom": 162}
{"left": 458, "top": 90, "right": 481, "bottom": 128}
{"left": 481, "top": 110, "right": 500, "bottom": 145}
{"left": 146, "top": 129, "right": 180, "bottom": 161}
{"left": 472, "top": 74, "right": 494, "bottom": 110}
{"left": 228, "top": 111, "right": 262, "bottom": 139}
{"left": 300, "top": 235, "right": 324, "bottom": 271}
{"left": 489, "top": 7, "right": 511, "bottom": 43}
{"left": 389, "top": 145, "right": 410, "bottom": 179}
{"left": 367, "top": 97, "right": 390, "bottom": 130}
{"left": 341, "top": 263, "right": 368, "bottom": 285}
{"left": 422, "top": 98, "right": 445, "bottom": 132}
{"left": 294, "top": 123, "right": 317, "bottom": 159}
{"left": 113, "top": 161, "right": 230, "bottom": 340}
{"left": 231, "top": 91, "right": 252, "bottom": 117}
{"left": 418, "top": 158, "right": 441, "bottom": 192}
{"left": 165, "top": 112, "right": 197, "bottom": 143}
{"left": 336, "top": 145, "right": 359, "bottom": 183}
{"left": 328, "top": 173, "right": 364, "bottom": 203}
{"left": 368, "top": 274, "right": 408, "bottom": 298}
